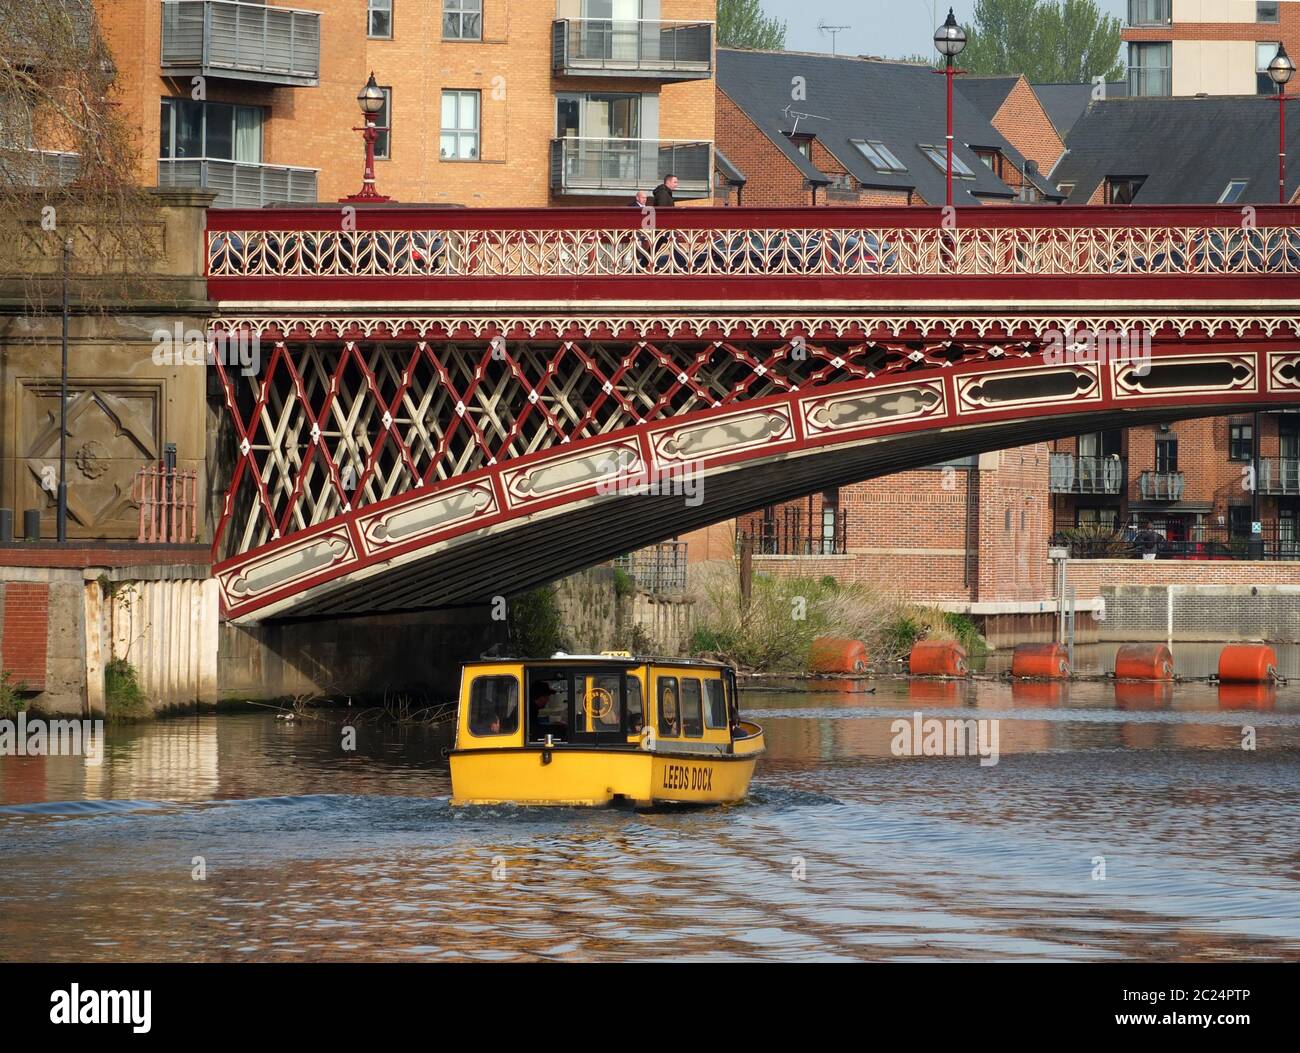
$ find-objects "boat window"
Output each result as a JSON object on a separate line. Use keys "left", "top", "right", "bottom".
{"left": 703, "top": 679, "right": 727, "bottom": 729}
{"left": 468, "top": 676, "right": 519, "bottom": 736}
{"left": 626, "top": 675, "right": 644, "bottom": 733}
{"left": 681, "top": 678, "right": 704, "bottom": 737}
{"left": 578, "top": 674, "right": 623, "bottom": 735}
{"left": 658, "top": 676, "right": 680, "bottom": 737}
{"left": 528, "top": 673, "right": 570, "bottom": 741}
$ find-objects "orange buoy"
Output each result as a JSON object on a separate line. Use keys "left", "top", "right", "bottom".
{"left": 1217, "top": 644, "right": 1279, "bottom": 683}
{"left": 1114, "top": 643, "right": 1174, "bottom": 681}
{"left": 809, "top": 637, "right": 869, "bottom": 674}
{"left": 908, "top": 640, "right": 969, "bottom": 677}
{"left": 1218, "top": 682, "right": 1278, "bottom": 711}
{"left": 1011, "top": 643, "right": 1070, "bottom": 679}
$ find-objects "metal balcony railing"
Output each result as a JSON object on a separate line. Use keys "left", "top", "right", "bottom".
{"left": 1127, "top": 0, "right": 1171, "bottom": 26}
{"left": 1049, "top": 453, "right": 1125, "bottom": 495}
{"left": 161, "top": 0, "right": 321, "bottom": 86}
{"left": 1138, "top": 470, "right": 1185, "bottom": 500}
{"left": 550, "top": 137, "right": 712, "bottom": 197}
{"left": 1260, "top": 457, "right": 1300, "bottom": 495}
{"left": 157, "top": 157, "right": 317, "bottom": 208}
{"left": 742, "top": 507, "right": 847, "bottom": 557}
{"left": 552, "top": 19, "right": 713, "bottom": 80}
{"left": 2, "top": 149, "right": 80, "bottom": 188}
{"left": 613, "top": 542, "right": 689, "bottom": 593}
{"left": 1127, "top": 65, "right": 1171, "bottom": 97}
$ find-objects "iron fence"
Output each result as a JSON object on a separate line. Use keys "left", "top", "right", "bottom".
{"left": 613, "top": 542, "right": 688, "bottom": 592}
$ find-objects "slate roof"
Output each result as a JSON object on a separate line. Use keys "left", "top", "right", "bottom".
{"left": 717, "top": 48, "right": 1061, "bottom": 206}
{"left": 1053, "top": 94, "right": 1300, "bottom": 204}
{"left": 1032, "top": 81, "right": 1127, "bottom": 137}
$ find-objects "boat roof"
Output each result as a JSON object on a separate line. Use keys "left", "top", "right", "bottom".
{"left": 463, "top": 654, "right": 730, "bottom": 670}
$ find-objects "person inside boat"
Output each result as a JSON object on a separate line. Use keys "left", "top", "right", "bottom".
{"left": 529, "top": 680, "right": 568, "bottom": 741}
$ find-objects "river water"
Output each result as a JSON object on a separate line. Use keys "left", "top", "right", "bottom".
{"left": 2, "top": 650, "right": 1298, "bottom": 962}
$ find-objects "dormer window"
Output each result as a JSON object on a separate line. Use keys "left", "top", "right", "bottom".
{"left": 1105, "top": 175, "right": 1146, "bottom": 204}
{"left": 789, "top": 133, "right": 814, "bottom": 160}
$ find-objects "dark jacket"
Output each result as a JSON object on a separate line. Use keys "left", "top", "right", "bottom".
{"left": 651, "top": 182, "right": 675, "bottom": 207}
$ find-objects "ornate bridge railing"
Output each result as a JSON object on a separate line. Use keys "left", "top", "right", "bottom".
{"left": 207, "top": 205, "right": 1300, "bottom": 281}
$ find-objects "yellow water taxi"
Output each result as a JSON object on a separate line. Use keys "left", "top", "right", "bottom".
{"left": 449, "top": 654, "right": 765, "bottom": 807}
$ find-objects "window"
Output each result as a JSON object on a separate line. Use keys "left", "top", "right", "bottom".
{"left": 974, "top": 147, "right": 999, "bottom": 172}
{"left": 556, "top": 93, "right": 640, "bottom": 139}
{"left": 1105, "top": 175, "right": 1146, "bottom": 203}
{"left": 1230, "top": 423, "right": 1254, "bottom": 461}
{"left": 821, "top": 489, "right": 840, "bottom": 553}
{"left": 658, "top": 676, "right": 680, "bottom": 736}
{"left": 443, "top": 0, "right": 482, "bottom": 41}
{"left": 1229, "top": 505, "right": 1253, "bottom": 538}
{"left": 827, "top": 172, "right": 855, "bottom": 191}
{"left": 1128, "top": 41, "right": 1171, "bottom": 96}
{"left": 368, "top": 0, "right": 392, "bottom": 39}
{"left": 440, "top": 90, "right": 480, "bottom": 160}
{"left": 1218, "top": 179, "right": 1248, "bottom": 203}
{"left": 160, "top": 99, "right": 262, "bottom": 162}
{"left": 468, "top": 676, "right": 518, "bottom": 736}
{"left": 1018, "top": 183, "right": 1042, "bottom": 203}
{"left": 375, "top": 87, "right": 392, "bottom": 159}
{"left": 790, "top": 134, "right": 813, "bottom": 160}
{"left": 1259, "top": 42, "right": 1283, "bottom": 94}
{"left": 703, "top": 679, "right": 727, "bottom": 730}
{"left": 920, "top": 144, "right": 975, "bottom": 178}
{"left": 626, "top": 675, "right": 644, "bottom": 733}
{"left": 1156, "top": 437, "right": 1178, "bottom": 474}
{"left": 850, "top": 139, "right": 906, "bottom": 173}
{"left": 680, "top": 678, "right": 704, "bottom": 738}
{"left": 1257, "top": 2, "right": 1280, "bottom": 24}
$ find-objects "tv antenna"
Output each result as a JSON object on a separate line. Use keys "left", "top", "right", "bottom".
{"left": 781, "top": 105, "right": 829, "bottom": 137}
{"left": 818, "top": 20, "right": 851, "bottom": 57}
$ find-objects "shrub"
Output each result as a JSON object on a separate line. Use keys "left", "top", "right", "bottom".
{"left": 508, "top": 585, "right": 569, "bottom": 657}
{"left": 0, "top": 669, "right": 27, "bottom": 721}
{"left": 105, "top": 658, "right": 151, "bottom": 722}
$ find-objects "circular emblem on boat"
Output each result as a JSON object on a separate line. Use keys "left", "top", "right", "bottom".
{"left": 588, "top": 686, "right": 614, "bottom": 720}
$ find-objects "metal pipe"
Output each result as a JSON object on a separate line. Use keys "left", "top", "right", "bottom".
{"left": 57, "top": 237, "right": 70, "bottom": 542}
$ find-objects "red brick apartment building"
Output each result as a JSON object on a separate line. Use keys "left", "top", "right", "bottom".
{"left": 1123, "top": 0, "right": 1300, "bottom": 97}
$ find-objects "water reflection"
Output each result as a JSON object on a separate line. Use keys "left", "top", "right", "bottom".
{"left": 1, "top": 676, "right": 1298, "bottom": 962}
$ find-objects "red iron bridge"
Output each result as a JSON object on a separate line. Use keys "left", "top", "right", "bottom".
{"left": 205, "top": 204, "right": 1300, "bottom": 622}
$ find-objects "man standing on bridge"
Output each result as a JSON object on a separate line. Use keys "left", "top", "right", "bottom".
{"left": 652, "top": 174, "right": 678, "bottom": 207}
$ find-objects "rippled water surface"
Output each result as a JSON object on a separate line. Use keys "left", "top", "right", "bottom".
{"left": 2, "top": 661, "right": 1299, "bottom": 962}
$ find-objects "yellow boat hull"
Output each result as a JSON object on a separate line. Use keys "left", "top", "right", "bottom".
{"left": 450, "top": 744, "right": 761, "bottom": 807}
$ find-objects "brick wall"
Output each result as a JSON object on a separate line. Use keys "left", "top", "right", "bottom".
{"left": 0, "top": 583, "right": 50, "bottom": 691}
{"left": 991, "top": 77, "right": 1066, "bottom": 175}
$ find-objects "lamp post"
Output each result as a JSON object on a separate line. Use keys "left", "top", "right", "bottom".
{"left": 933, "top": 8, "right": 968, "bottom": 209}
{"left": 341, "top": 72, "right": 390, "bottom": 203}
{"left": 1268, "top": 44, "right": 1295, "bottom": 205}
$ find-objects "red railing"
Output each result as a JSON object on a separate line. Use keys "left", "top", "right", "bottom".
{"left": 134, "top": 464, "right": 198, "bottom": 544}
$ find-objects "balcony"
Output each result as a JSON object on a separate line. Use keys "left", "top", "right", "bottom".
{"left": 2, "top": 149, "right": 79, "bottom": 188}
{"left": 613, "top": 542, "right": 688, "bottom": 593}
{"left": 1127, "top": 65, "right": 1171, "bottom": 97}
{"left": 1260, "top": 457, "right": 1300, "bottom": 495}
{"left": 552, "top": 19, "right": 713, "bottom": 81}
{"left": 157, "top": 158, "right": 317, "bottom": 208}
{"left": 161, "top": 0, "right": 321, "bottom": 87}
{"left": 550, "top": 138, "right": 712, "bottom": 198}
{"left": 1050, "top": 454, "right": 1125, "bottom": 495}
{"left": 1127, "top": 0, "right": 1171, "bottom": 26}
{"left": 1138, "top": 470, "right": 1185, "bottom": 501}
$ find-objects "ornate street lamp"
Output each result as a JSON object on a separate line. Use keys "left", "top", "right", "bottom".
{"left": 342, "top": 72, "right": 391, "bottom": 203}
{"left": 933, "top": 8, "right": 968, "bottom": 209}
{"left": 1268, "top": 44, "right": 1295, "bottom": 205}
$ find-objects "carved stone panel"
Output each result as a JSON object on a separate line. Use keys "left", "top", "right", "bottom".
{"left": 20, "top": 382, "right": 163, "bottom": 537}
